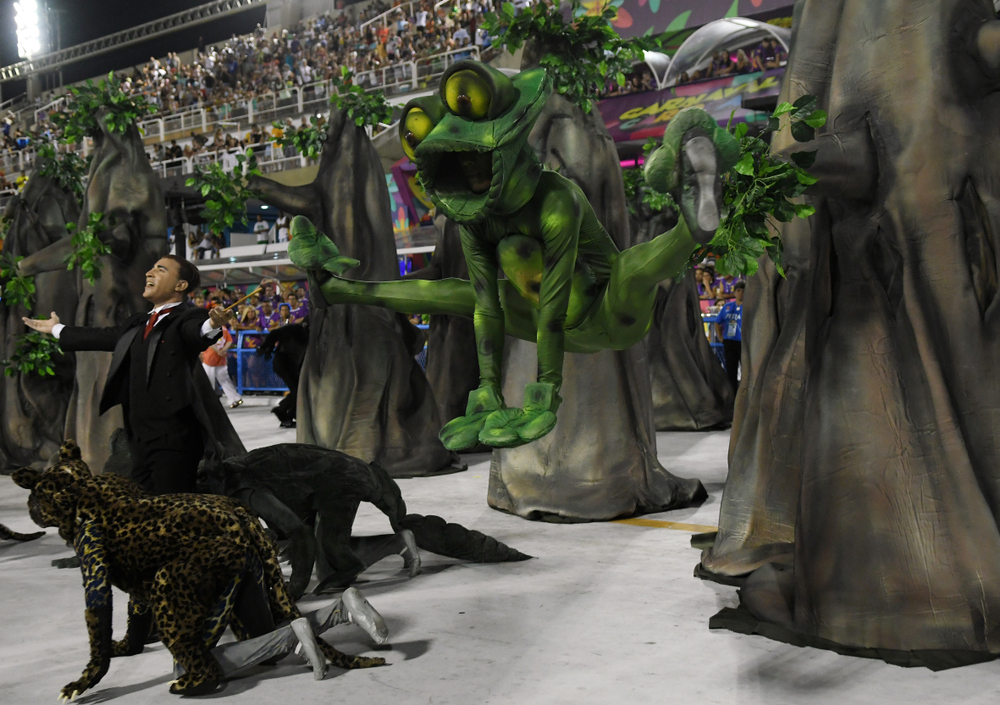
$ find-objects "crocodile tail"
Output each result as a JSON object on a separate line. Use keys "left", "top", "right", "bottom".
{"left": 398, "top": 514, "right": 532, "bottom": 562}
{"left": 0, "top": 523, "right": 44, "bottom": 542}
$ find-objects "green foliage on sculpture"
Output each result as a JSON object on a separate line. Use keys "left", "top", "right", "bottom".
{"left": 330, "top": 66, "right": 393, "bottom": 128}
{"left": 711, "top": 96, "right": 826, "bottom": 277}
{"left": 274, "top": 115, "right": 327, "bottom": 158}
{"left": 482, "top": 0, "right": 658, "bottom": 114}
{"left": 622, "top": 139, "right": 679, "bottom": 218}
{"left": 51, "top": 72, "right": 157, "bottom": 143}
{"left": 185, "top": 149, "right": 263, "bottom": 236}
{"left": 65, "top": 212, "right": 112, "bottom": 284}
{"left": 2, "top": 330, "right": 62, "bottom": 377}
{"left": 35, "top": 140, "right": 89, "bottom": 201}
{"left": 0, "top": 252, "right": 35, "bottom": 310}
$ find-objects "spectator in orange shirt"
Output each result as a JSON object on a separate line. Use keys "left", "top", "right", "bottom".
{"left": 201, "top": 324, "right": 244, "bottom": 408}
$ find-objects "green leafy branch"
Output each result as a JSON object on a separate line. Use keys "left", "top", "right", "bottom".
{"left": 186, "top": 149, "right": 263, "bottom": 235}
{"left": 482, "top": 0, "right": 658, "bottom": 113}
{"left": 0, "top": 252, "right": 35, "bottom": 310}
{"left": 707, "top": 97, "right": 826, "bottom": 278}
{"left": 50, "top": 72, "right": 157, "bottom": 144}
{"left": 330, "top": 66, "right": 393, "bottom": 128}
{"left": 623, "top": 138, "right": 678, "bottom": 217}
{"left": 274, "top": 115, "right": 327, "bottom": 159}
{"left": 2, "top": 330, "right": 63, "bottom": 377}
{"left": 65, "top": 212, "right": 112, "bottom": 284}
{"left": 35, "top": 140, "right": 90, "bottom": 201}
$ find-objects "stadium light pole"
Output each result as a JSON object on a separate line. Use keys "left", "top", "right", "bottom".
{"left": 14, "top": 0, "right": 43, "bottom": 59}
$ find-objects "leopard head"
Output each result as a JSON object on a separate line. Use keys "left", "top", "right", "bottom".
{"left": 12, "top": 440, "right": 93, "bottom": 543}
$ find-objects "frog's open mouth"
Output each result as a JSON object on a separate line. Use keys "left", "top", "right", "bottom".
{"left": 422, "top": 148, "right": 495, "bottom": 196}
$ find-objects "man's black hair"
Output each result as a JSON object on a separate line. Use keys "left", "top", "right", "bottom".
{"left": 161, "top": 254, "right": 200, "bottom": 296}
{"left": 734, "top": 280, "right": 746, "bottom": 290}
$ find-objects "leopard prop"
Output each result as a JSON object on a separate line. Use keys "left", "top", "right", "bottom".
{"left": 12, "top": 441, "right": 384, "bottom": 699}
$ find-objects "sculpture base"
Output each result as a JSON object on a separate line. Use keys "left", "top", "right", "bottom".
{"left": 487, "top": 340, "right": 706, "bottom": 522}
{"left": 710, "top": 602, "right": 997, "bottom": 672}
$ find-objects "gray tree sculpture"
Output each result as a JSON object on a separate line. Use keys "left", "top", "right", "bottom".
{"left": 19, "top": 111, "right": 244, "bottom": 469}
{"left": 0, "top": 174, "right": 80, "bottom": 468}
{"left": 704, "top": 0, "right": 1000, "bottom": 665}
{"left": 629, "top": 197, "right": 734, "bottom": 430}
{"left": 487, "top": 83, "right": 706, "bottom": 521}
{"left": 248, "top": 108, "right": 455, "bottom": 477}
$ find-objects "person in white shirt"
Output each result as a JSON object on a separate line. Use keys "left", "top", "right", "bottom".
{"left": 453, "top": 27, "right": 470, "bottom": 46}
{"left": 276, "top": 213, "right": 291, "bottom": 243}
{"left": 254, "top": 215, "right": 271, "bottom": 244}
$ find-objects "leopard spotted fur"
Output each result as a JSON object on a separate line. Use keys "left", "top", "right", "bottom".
{"left": 12, "top": 441, "right": 383, "bottom": 698}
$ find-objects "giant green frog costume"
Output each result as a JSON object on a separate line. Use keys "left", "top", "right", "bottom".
{"left": 290, "top": 60, "right": 738, "bottom": 451}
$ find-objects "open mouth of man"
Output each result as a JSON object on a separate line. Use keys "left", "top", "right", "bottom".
{"left": 426, "top": 150, "right": 493, "bottom": 196}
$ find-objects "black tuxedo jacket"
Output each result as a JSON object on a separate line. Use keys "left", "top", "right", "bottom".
{"left": 60, "top": 303, "right": 216, "bottom": 420}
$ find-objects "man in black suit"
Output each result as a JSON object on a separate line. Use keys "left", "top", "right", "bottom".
{"left": 24, "top": 255, "right": 234, "bottom": 494}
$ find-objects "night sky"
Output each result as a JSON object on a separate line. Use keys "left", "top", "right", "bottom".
{"left": 0, "top": 0, "right": 266, "bottom": 98}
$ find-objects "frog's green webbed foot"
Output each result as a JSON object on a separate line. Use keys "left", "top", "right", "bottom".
{"left": 440, "top": 386, "right": 506, "bottom": 451}
{"left": 479, "top": 383, "right": 561, "bottom": 448}
{"left": 643, "top": 108, "right": 740, "bottom": 245}
{"left": 288, "top": 215, "right": 361, "bottom": 274}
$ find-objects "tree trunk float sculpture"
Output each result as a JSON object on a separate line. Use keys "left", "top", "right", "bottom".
{"left": 487, "top": 79, "right": 706, "bottom": 520}
{"left": 629, "top": 199, "right": 734, "bottom": 431}
{"left": 704, "top": 0, "right": 1000, "bottom": 665}
{"left": 0, "top": 175, "right": 80, "bottom": 468}
{"left": 403, "top": 216, "right": 480, "bottom": 425}
{"left": 19, "top": 110, "right": 245, "bottom": 469}
{"left": 248, "top": 108, "right": 455, "bottom": 477}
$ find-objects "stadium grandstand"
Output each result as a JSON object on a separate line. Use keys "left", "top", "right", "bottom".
{"left": 0, "top": 0, "right": 794, "bottom": 273}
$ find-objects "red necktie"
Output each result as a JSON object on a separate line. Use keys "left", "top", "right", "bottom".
{"left": 143, "top": 310, "right": 161, "bottom": 340}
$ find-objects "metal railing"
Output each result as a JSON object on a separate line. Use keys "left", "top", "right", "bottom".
{"left": 361, "top": 0, "right": 422, "bottom": 30}
{"left": 147, "top": 139, "right": 327, "bottom": 179}
{"left": 414, "top": 45, "right": 480, "bottom": 85}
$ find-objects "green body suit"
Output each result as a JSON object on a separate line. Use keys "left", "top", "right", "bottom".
{"left": 290, "top": 60, "right": 739, "bottom": 450}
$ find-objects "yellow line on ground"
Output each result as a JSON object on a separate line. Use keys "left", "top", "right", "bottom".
{"left": 613, "top": 518, "right": 718, "bottom": 532}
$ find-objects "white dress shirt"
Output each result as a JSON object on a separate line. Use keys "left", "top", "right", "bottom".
{"left": 52, "top": 301, "right": 222, "bottom": 339}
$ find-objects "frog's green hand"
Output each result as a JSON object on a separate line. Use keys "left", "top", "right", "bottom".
{"left": 440, "top": 386, "right": 506, "bottom": 451}
{"left": 479, "top": 382, "right": 560, "bottom": 448}
{"left": 644, "top": 108, "right": 740, "bottom": 245}
{"left": 288, "top": 215, "right": 360, "bottom": 274}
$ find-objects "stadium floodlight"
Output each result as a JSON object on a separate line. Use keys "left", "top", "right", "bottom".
{"left": 14, "top": 0, "right": 43, "bottom": 59}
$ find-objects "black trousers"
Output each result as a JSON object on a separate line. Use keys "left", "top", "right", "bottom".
{"left": 130, "top": 422, "right": 204, "bottom": 495}
{"left": 723, "top": 338, "right": 742, "bottom": 394}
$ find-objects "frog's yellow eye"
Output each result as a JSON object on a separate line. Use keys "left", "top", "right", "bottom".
{"left": 401, "top": 108, "right": 434, "bottom": 160}
{"left": 445, "top": 70, "right": 492, "bottom": 120}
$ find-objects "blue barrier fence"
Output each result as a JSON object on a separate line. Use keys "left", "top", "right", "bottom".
{"left": 702, "top": 314, "right": 727, "bottom": 369}
{"left": 235, "top": 331, "right": 288, "bottom": 395}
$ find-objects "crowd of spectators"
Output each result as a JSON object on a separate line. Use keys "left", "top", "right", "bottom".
{"left": 676, "top": 37, "right": 787, "bottom": 86}
{"left": 696, "top": 266, "right": 745, "bottom": 314}
{"left": 194, "top": 278, "right": 309, "bottom": 342}
{"left": 119, "top": 0, "right": 497, "bottom": 121}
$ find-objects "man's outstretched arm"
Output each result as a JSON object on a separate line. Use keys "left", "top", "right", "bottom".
{"left": 22, "top": 312, "right": 122, "bottom": 352}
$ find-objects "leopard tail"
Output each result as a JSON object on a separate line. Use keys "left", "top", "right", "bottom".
{"left": 316, "top": 640, "right": 385, "bottom": 669}
{"left": 0, "top": 522, "right": 44, "bottom": 542}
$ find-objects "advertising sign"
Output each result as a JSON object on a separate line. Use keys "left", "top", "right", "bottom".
{"left": 598, "top": 68, "right": 783, "bottom": 143}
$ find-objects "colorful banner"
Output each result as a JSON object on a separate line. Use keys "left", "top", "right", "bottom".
{"left": 598, "top": 68, "right": 783, "bottom": 143}
{"left": 582, "top": 0, "right": 794, "bottom": 39}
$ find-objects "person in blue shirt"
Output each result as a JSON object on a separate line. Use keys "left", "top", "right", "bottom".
{"left": 715, "top": 280, "right": 745, "bottom": 393}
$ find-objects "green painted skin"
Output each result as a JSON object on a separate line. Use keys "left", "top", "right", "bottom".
{"left": 290, "top": 61, "right": 737, "bottom": 450}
